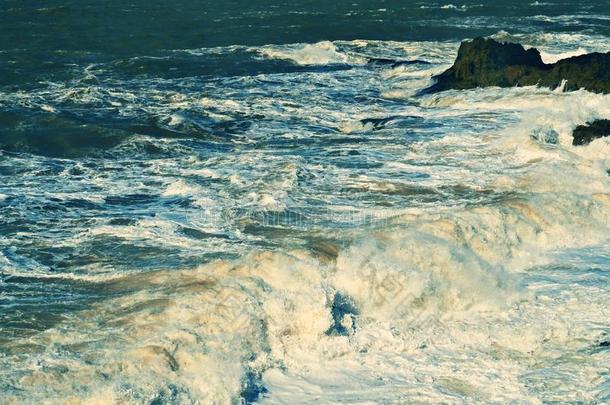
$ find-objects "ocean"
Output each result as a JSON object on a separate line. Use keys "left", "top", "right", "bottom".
{"left": 1, "top": 1, "right": 609, "bottom": 403}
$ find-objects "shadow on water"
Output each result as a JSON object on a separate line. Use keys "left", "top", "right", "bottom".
{"left": 0, "top": 108, "right": 254, "bottom": 158}
{"left": 0, "top": 111, "right": 130, "bottom": 157}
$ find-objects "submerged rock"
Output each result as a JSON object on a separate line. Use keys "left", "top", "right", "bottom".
{"left": 367, "top": 57, "right": 431, "bottom": 68}
{"left": 572, "top": 119, "right": 610, "bottom": 146}
{"left": 423, "top": 37, "right": 610, "bottom": 94}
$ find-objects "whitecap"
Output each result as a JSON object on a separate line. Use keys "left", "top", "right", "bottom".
{"left": 539, "top": 47, "right": 588, "bottom": 64}
{"left": 162, "top": 179, "right": 200, "bottom": 197}
{"left": 258, "top": 41, "right": 366, "bottom": 66}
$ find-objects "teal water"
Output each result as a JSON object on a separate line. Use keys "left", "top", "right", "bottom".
{"left": 1, "top": 1, "right": 609, "bottom": 404}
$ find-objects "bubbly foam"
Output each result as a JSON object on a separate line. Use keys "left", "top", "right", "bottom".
{"left": 258, "top": 41, "right": 366, "bottom": 66}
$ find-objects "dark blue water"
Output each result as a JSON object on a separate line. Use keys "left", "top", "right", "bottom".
{"left": 2, "top": 1, "right": 609, "bottom": 84}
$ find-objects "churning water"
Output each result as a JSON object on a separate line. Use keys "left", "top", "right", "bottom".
{"left": 0, "top": 1, "right": 609, "bottom": 403}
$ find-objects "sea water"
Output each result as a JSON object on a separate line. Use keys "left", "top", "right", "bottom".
{"left": 0, "top": 1, "right": 609, "bottom": 403}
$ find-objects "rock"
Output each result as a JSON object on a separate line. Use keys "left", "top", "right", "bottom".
{"left": 423, "top": 37, "right": 610, "bottom": 94}
{"left": 572, "top": 119, "right": 610, "bottom": 146}
{"left": 367, "top": 57, "right": 431, "bottom": 68}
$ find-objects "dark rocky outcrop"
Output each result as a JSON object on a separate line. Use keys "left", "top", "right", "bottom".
{"left": 572, "top": 120, "right": 610, "bottom": 146}
{"left": 424, "top": 37, "right": 610, "bottom": 94}
{"left": 367, "top": 58, "right": 431, "bottom": 68}
{"left": 422, "top": 38, "right": 610, "bottom": 146}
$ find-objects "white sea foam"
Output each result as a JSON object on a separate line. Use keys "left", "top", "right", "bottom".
{"left": 420, "top": 4, "right": 470, "bottom": 11}
{"left": 258, "top": 41, "right": 367, "bottom": 65}
{"left": 4, "top": 186, "right": 607, "bottom": 402}
{"left": 162, "top": 179, "right": 200, "bottom": 197}
{"left": 440, "top": 4, "right": 467, "bottom": 11}
{"left": 491, "top": 31, "right": 610, "bottom": 56}
{"left": 539, "top": 47, "right": 588, "bottom": 63}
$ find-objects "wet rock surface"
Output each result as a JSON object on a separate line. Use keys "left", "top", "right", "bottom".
{"left": 572, "top": 119, "right": 610, "bottom": 146}
{"left": 424, "top": 38, "right": 610, "bottom": 95}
